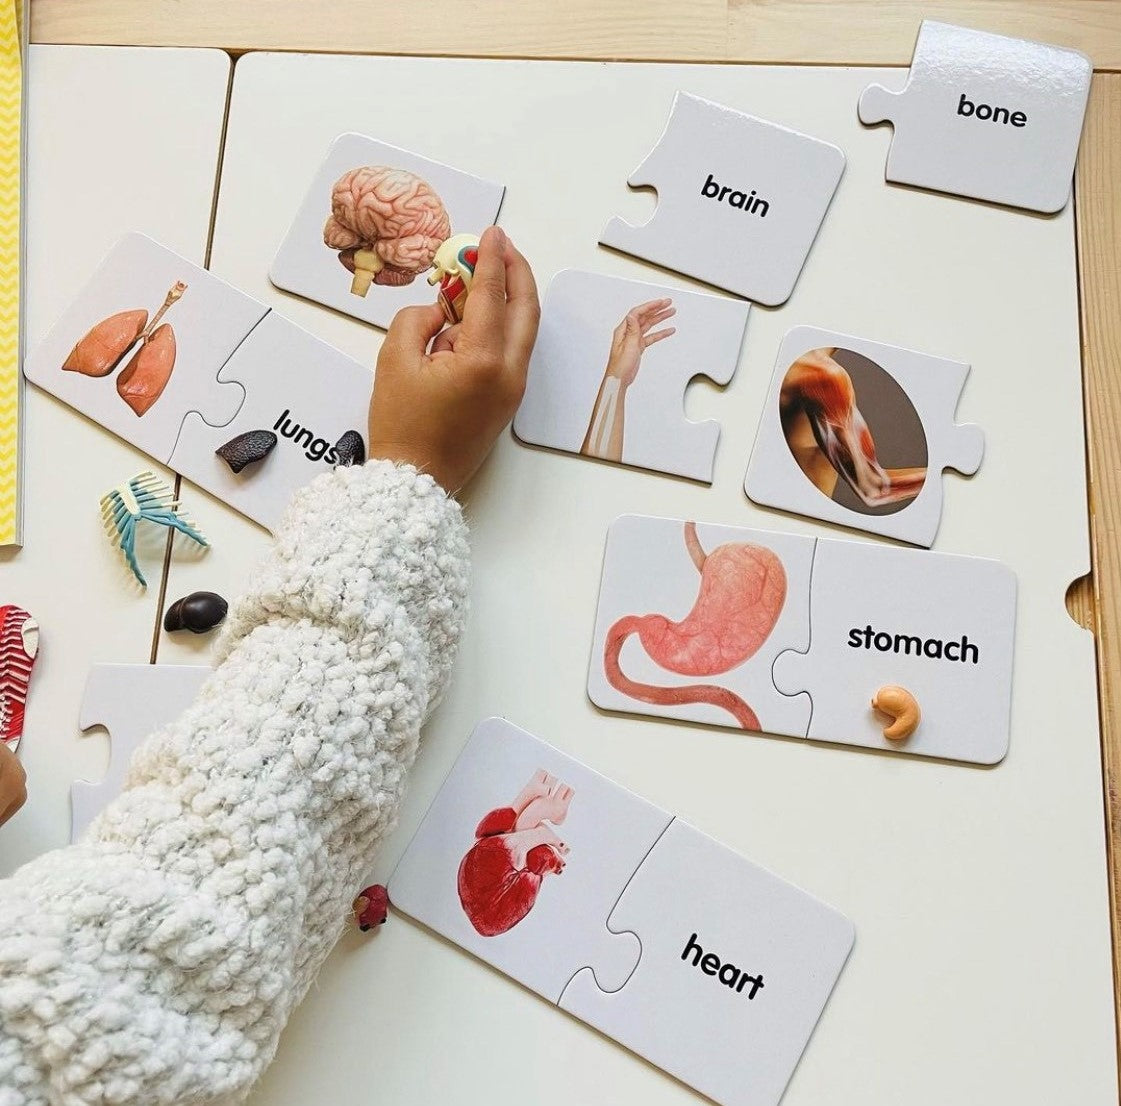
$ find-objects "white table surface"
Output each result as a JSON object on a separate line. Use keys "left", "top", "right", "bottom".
{"left": 7, "top": 49, "right": 1115, "bottom": 1106}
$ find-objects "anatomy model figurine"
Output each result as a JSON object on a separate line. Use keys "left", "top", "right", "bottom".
{"left": 63, "top": 281, "right": 186, "bottom": 416}
{"left": 604, "top": 521, "right": 786, "bottom": 731}
{"left": 324, "top": 166, "right": 451, "bottom": 297}
{"left": 428, "top": 233, "right": 479, "bottom": 325}
{"left": 0, "top": 605, "right": 38, "bottom": 750}
{"left": 458, "top": 770, "right": 574, "bottom": 937}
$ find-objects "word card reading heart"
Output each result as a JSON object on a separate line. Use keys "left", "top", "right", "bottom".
{"left": 271, "top": 131, "right": 505, "bottom": 330}
{"left": 600, "top": 92, "right": 845, "bottom": 305}
{"left": 513, "top": 269, "right": 750, "bottom": 483}
{"left": 859, "top": 20, "right": 1091, "bottom": 213}
{"left": 588, "top": 515, "right": 1016, "bottom": 764}
{"left": 745, "top": 326, "right": 983, "bottom": 547}
{"left": 24, "top": 234, "right": 374, "bottom": 532}
{"left": 389, "top": 716, "right": 854, "bottom": 1106}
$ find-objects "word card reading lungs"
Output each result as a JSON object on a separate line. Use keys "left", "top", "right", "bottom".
{"left": 389, "top": 717, "right": 854, "bottom": 1106}
{"left": 588, "top": 515, "right": 1016, "bottom": 764}
{"left": 745, "top": 326, "right": 983, "bottom": 547}
{"left": 23, "top": 234, "right": 373, "bottom": 531}
{"left": 513, "top": 269, "right": 750, "bottom": 483}
{"left": 600, "top": 92, "right": 845, "bottom": 305}
{"left": 859, "top": 20, "right": 1091, "bottom": 213}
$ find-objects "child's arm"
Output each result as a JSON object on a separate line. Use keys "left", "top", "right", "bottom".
{"left": 0, "top": 228, "right": 538, "bottom": 1103}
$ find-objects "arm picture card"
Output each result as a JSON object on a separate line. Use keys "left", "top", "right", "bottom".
{"left": 389, "top": 716, "right": 854, "bottom": 1106}
{"left": 23, "top": 233, "right": 375, "bottom": 533}
{"left": 744, "top": 325, "right": 984, "bottom": 547}
{"left": 270, "top": 131, "right": 506, "bottom": 330}
{"left": 600, "top": 92, "right": 845, "bottom": 306}
{"left": 512, "top": 269, "right": 750, "bottom": 483}
{"left": 858, "top": 20, "right": 1091, "bottom": 213}
{"left": 589, "top": 514, "right": 1016, "bottom": 764}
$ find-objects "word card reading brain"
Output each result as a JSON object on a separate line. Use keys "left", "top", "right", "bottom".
{"left": 588, "top": 515, "right": 1016, "bottom": 764}
{"left": 600, "top": 92, "right": 845, "bottom": 305}
{"left": 859, "top": 21, "right": 1091, "bottom": 213}
{"left": 389, "top": 716, "right": 854, "bottom": 1106}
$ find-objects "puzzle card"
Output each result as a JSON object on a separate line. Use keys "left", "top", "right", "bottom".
{"left": 512, "top": 269, "right": 750, "bottom": 483}
{"left": 390, "top": 716, "right": 854, "bottom": 1106}
{"left": 600, "top": 92, "right": 845, "bottom": 305}
{"left": 589, "top": 515, "right": 1016, "bottom": 764}
{"left": 270, "top": 132, "right": 505, "bottom": 329}
{"left": 859, "top": 21, "right": 1091, "bottom": 213}
{"left": 745, "top": 326, "right": 983, "bottom": 547}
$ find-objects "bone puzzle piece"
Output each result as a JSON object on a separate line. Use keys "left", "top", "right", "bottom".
{"left": 24, "top": 233, "right": 265, "bottom": 463}
{"left": 772, "top": 538, "right": 1017, "bottom": 764}
{"left": 389, "top": 716, "right": 673, "bottom": 1000}
{"left": 71, "top": 663, "right": 211, "bottom": 841}
{"left": 270, "top": 131, "right": 506, "bottom": 330}
{"left": 600, "top": 92, "right": 845, "bottom": 306}
{"left": 560, "top": 819, "right": 855, "bottom": 1106}
{"left": 513, "top": 270, "right": 750, "bottom": 483}
{"left": 858, "top": 21, "right": 1091, "bottom": 213}
{"left": 745, "top": 326, "right": 984, "bottom": 547}
{"left": 587, "top": 514, "right": 814, "bottom": 738}
{"left": 168, "top": 311, "right": 372, "bottom": 532}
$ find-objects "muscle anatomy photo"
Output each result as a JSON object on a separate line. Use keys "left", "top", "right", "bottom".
{"left": 324, "top": 166, "right": 451, "bottom": 296}
{"left": 780, "top": 347, "right": 927, "bottom": 515}
{"left": 580, "top": 298, "right": 676, "bottom": 462}
{"left": 458, "top": 771, "right": 574, "bottom": 937}
{"left": 604, "top": 522, "right": 786, "bottom": 730}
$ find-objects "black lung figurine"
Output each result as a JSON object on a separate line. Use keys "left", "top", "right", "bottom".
{"left": 215, "top": 430, "right": 278, "bottom": 474}
{"left": 334, "top": 430, "right": 365, "bottom": 467}
{"left": 164, "top": 591, "right": 229, "bottom": 634}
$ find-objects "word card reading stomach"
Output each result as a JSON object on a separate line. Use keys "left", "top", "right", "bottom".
{"left": 588, "top": 515, "right": 1016, "bottom": 765}
{"left": 389, "top": 717, "right": 854, "bottom": 1106}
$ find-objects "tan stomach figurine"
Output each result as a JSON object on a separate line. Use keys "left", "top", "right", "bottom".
{"left": 428, "top": 233, "right": 480, "bottom": 325}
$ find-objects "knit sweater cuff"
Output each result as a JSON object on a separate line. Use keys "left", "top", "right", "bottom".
{"left": 214, "top": 460, "right": 470, "bottom": 706}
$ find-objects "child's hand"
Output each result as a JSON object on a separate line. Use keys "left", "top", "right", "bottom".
{"left": 0, "top": 741, "right": 26, "bottom": 827}
{"left": 368, "top": 226, "right": 540, "bottom": 494}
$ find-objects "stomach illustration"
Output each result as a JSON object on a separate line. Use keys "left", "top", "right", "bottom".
{"left": 603, "top": 521, "right": 787, "bottom": 730}
{"left": 458, "top": 770, "right": 574, "bottom": 937}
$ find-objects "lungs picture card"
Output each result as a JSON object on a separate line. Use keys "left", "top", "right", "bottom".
{"left": 859, "top": 20, "right": 1091, "bottom": 213}
{"left": 270, "top": 132, "right": 505, "bottom": 329}
{"left": 512, "top": 269, "right": 750, "bottom": 483}
{"left": 24, "top": 233, "right": 374, "bottom": 533}
{"left": 744, "top": 326, "right": 984, "bottom": 547}
{"left": 588, "top": 515, "right": 1016, "bottom": 764}
{"left": 600, "top": 92, "right": 845, "bottom": 306}
{"left": 389, "top": 716, "right": 854, "bottom": 1106}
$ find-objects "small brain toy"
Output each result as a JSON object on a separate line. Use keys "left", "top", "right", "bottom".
{"left": 428, "top": 232, "right": 480, "bottom": 325}
{"left": 324, "top": 167, "right": 451, "bottom": 297}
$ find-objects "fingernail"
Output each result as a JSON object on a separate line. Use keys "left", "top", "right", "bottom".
{"left": 488, "top": 225, "right": 506, "bottom": 247}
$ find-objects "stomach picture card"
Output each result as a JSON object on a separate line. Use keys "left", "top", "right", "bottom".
{"left": 389, "top": 716, "right": 854, "bottom": 1106}
{"left": 858, "top": 20, "right": 1091, "bottom": 213}
{"left": 589, "top": 514, "right": 1017, "bottom": 765}
{"left": 270, "top": 131, "right": 506, "bottom": 330}
{"left": 512, "top": 269, "right": 750, "bottom": 483}
{"left": 24, "top": 233, "right": 374, "bottom": 533}
{"left": 599, "top": 92, "right": 845, "bottom": 306}
{"left": 744, "top": 326, "right": 984, "bottom": 547}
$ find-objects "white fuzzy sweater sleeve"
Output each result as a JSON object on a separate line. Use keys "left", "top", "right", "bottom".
{"left": 0, "top": 461, "right": 470, "bottom": 1106}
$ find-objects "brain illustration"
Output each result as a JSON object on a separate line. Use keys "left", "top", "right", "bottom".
{"left": 323, "top": 166, "right": 451, "bottom": 296}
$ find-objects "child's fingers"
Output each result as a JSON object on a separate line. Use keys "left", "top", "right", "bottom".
{"left": 503, "top": 239, "right": 540, "bottom": 380}
{"left": 382, "top": 303, "right": 446, "bottom": 359}
{"left": 460, "top": 225, "right": 508, "bottom": 362}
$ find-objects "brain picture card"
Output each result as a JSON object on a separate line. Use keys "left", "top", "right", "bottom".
{"left": 513, "top": 269, "right": 750, "bottom": 483}
{"left": 589, "top": 515, "right": 1017, "bottom": 764}
{"left": 271, "top": 132, "right": 505, "bottom": 330}
{"left": 390, "top": 716, "right": 854, "bottom": 1106}
{"left": 745, "top": 326, "right": 983, "bottom": 547}
{"left": 600, "top": 92, "right": 845, "bottom": 305}
{"left": 859, "top": 21, "right": 1091, "bottom": 213}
